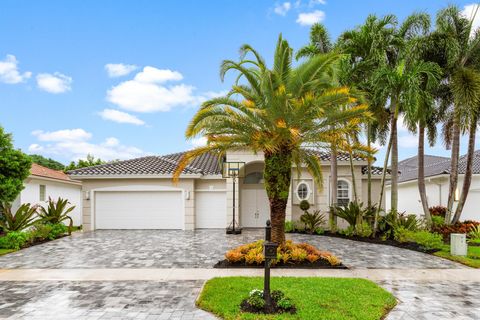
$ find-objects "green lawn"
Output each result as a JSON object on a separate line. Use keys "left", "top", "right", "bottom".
{"left": 197, "top": 277, "right": 396, "bottom": 320}
{"left": 434, "top": 245, "right": 480, "bottom": 268}
{"left": 0, "top": 248, "right": 15, "bottom": 256}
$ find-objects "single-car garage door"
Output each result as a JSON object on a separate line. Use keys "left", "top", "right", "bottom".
{"left": 195, "top": 191, "right": 227, "bottom": 228}
{"left": 95, "top": 191, "right": 183, "bottom": 229}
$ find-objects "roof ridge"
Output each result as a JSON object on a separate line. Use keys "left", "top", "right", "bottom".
{"left": 158, "top": 155, "right": 202, "bottom": 174}
{"left": 66, "top": 155, "right": 159, "bottom": 173}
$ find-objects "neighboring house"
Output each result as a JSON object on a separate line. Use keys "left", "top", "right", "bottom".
{"left": 385, "top": 150, "right": 480, "bottom": 221}
{"left": 68, "top": 149, "right": 387, "bottom": 231}
{"left": 13, "top": 163, "right": 83, "bottom": 226}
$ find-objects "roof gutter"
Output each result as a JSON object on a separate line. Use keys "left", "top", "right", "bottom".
{"left": 68, "top": 173, "right": 203, "bottom": 180}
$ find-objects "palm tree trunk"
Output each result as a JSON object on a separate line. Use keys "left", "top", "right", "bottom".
{"left": 418, "top": 125, "right": 432, "bottom": 227}
{"left": 452, "top": 115, "right": 478, "bottom": 224}
{"left": 348, "top": 148, "right": 358, "bottom": 202}
{"left": 263, "top": 149, "right": 293, "bottom": 245}
{"left": 367, "top": 125, "right": 372, "bottom": 209}
{"left": 390, "top": 111, "right": 399, "bottom": 212}
{"left": 446, "top": 115, "right": 461, "bottom": 224}
{"left": 329, "top": 143, "right": 338, "bottom": 231}
{"left": 374, "top": 130, "right": 393, "bottom": 233}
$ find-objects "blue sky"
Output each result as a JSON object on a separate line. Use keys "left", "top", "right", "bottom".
{"left": 0, "top": 0, "right": 477, "bottom": 165}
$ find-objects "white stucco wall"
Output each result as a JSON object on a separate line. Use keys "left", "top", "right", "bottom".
{"left": 17, "top": 177, "right": 83, "bottom": 226}
{"left": 386, "top": 174, "right": 480, "bottom": 221}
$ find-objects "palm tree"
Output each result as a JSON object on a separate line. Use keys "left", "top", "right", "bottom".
{"left": 337, "top": 14, "right": 397, "bottom": 211}
{"left": 174, "top": 35, "right": 370, "bottom": 244}
{"left": 435, "top": 5, "right": 480, "bottom": 223}
{"left": 297, "top": 23, "right": 339, "bottom": 228}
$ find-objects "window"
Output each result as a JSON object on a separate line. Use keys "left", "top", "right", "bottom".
{"left": 39, "top": 185, "right": 46, "bottom": 201}
{"left": 337, "top": 180, "right": 349, "bottom": 206}
{"left": 296, "top": 182, "right": 309, "bottom": 201}
{"left": 244, "top": 172, "right": 263, "bottom": 184}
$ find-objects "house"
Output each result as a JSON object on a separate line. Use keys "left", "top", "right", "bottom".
{"left": 68, "top": 149, "right": 387, "bottom": 231}
{"left": 13, "top": 163, "right": 83, "bottom": 225}
{"left": 385, "top": 150, "right": 480, "bottom": 221}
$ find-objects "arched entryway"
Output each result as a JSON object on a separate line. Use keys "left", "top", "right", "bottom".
{"left": 240, "top": 162, "right": 270, "bottom": 228}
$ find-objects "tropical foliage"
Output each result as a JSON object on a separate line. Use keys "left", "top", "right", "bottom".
{"left": 0, "top": 126, "right": 32, "bottom": 203}
{"left": 38, "top": 197, "right": 75, "bottom": 234}
{"left": 0, "top": 203, "right": 39, "bottom": 232}
{"left": 175, "top": 35, "right": 371, "bottom": 244}
{"left": 65, "top": 154, "right": 106, "bottom": 171}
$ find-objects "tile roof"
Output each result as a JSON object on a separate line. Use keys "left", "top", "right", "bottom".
{"left": 30, "top": 163, "right": 75, "bottom": 182}
{"left": 362, "top": 166, "right": 390, "bottom": 175}
{"left": 397, "top": 151, "right": 480, "bottom": 183}
{"left": 67, "top": 149, "right": 368, "bottom": 177}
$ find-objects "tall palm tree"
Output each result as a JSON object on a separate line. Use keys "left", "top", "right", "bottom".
{"left": 297, "top": 23, "right": 339, "bottom": 227}
{"left": 337, "top": 14, "right": 397, "bottom": 211}
{"left": 174, "top": 35, "right": 370, "bottom": 244}
{"left": 435, "top": 5, "right": 480, "bottom": 223}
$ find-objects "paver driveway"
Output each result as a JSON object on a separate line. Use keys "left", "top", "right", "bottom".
{"left": 0, "top": 229, "right": 463, "bottom": 269}
{"left": 0, "top": 229, "right": 475, "bottom": 320}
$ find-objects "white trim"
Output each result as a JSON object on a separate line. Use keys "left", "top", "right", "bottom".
{"left": 195, "top": 189, "right": 227, "bottom": 192}
{"left": 337, "top": 178, "right": 352, "bottom": 204}
{"left": 295, "top": 181, "right": 310, "bottom": 201}
{"left": 28, "top": 175, "right": 82, "bottom": 186}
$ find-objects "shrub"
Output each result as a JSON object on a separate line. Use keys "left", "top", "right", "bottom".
{"left": 355, "top": 221, "right": 373, "bottom": 237}
{"left": 468, "top": 225, "right": 480, "bottom": 240}
{"left": 340, "top": 226, "right": 355, "bottom": 237}
{"left": 334, "top": 201, "right": 366, "bottom": 228}
{"left": 429, "top": 206, "right": 447, "bottom": 218}
{"left": 393, "top": 226, "right": 411, "bottom": 243}
{"left": 38, "top": 197, "right": 75, "bottom": 234}
{"left": 0, "top": 203, "right": 39, "bottom": 232}
{"left": 0, "top": 231, "right": 30, "bottom": 250}
{"left": 48, "top": 223, "right": 68, "bottom": 240}
{"left": 225, "top": 240, "right": 340, "bottom": 266}
{"left": 30, "top": 223, "right": 53, "bottom": 241}
{"left": 378, "top": 210, "right": 419, "bottom": 239}
{"left": 285, "top": 221, "right": 296, "bottom": 233}
{"left": 433, "top": 220, "right": 480, "bottom": 241}
{"left": 314, "top": 227, "right": 324, "bottom": 235}
{"left": 408, "top": 231, "right": 443, "bottom": 250}
{"left": 300, "top": 210, "right": 326, "bottom": 234}
{"left": 299, "top": 200, "right": 310, "bottom": 211}
{"left": 431, "top": 215, "right": 445, "bottom": 228}
{"left": 247, "top": 289, "right": 265, "bottom": 309}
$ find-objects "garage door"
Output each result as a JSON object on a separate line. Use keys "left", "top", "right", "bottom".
{"left": 195, "top": 191, "right": 227, "bottom": 228}
{"left": 95, "top": 191, "right": 183, "bottom": 229}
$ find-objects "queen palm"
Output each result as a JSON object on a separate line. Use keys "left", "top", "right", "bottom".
{"left": 174, "top": 35, "right": 370, "bottom": 244}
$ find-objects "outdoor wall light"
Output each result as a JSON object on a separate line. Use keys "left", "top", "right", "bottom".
{"left": 84, "top": 191, "right": 90, "bottom": 200}
{"left": 185, "top": 190, "right": 190, "bottom": 200}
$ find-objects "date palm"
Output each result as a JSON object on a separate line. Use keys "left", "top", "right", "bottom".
{"left": 174, "top": 35, "right": 370, "bottom": 244}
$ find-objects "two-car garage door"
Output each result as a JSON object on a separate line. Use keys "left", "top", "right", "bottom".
{"left": 95, "top": 191, "right": 183, "bottom": 229}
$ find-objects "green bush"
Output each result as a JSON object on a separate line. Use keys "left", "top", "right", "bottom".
{"left": 285, "top": 221, "right": 296, "bottom": 233}
{"left": 340, "top": 226, "right": 355, "bottom": 237}
{"left": 300, "top": 210, "right": 326, "bottom": 234}
{"left": 468, "top": 225, "right": 480, "bottom": 240}
{"left": 30, "top": 223, "right": 53, "bottom": 241}
{"left": 246, "top": 289, "right": 265, "bottom": 309}
{"left": 355, "top": 221, "right": 372, "bottom": 237}
{"left": 334, "top": 201, "right": 366, "bottom": 228}
{"left": 314, "top": 227, "right": 325, "bottom": 235}
{"left": 393, "top": 226, "right": 411, "bottom": 243}
{"left": 0, "top": 203, "right": 39, "bottom": 232}
{"left": 48, "top": 223, "right": 68, "bottom": 240}
{"left": 409, "top": 231, "right": 443, "bottom": 250}
{"left": 299, "top": 200, "right": 310, "bottom": 211}
{"left": 38, "top": 197, "right": 75, "bottom": 234}
{"left": 379, "top": 210, "right": 420, "bottom": 239}
{"left": 0, "top": 231, "right": 30, "bottom": 250}
{"left": 431, "top": 215, "right": 445, "bottom": 228}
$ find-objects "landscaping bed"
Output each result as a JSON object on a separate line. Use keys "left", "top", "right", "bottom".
{"left": 214, "top": 240, "right": 346, "bottom": 269}
{"left": 197, "top": 277, "right": 396, "bottom": 320}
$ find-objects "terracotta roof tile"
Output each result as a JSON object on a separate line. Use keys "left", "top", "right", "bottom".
{"left": 30, "top": 163, "right": 73, "bottom": 182}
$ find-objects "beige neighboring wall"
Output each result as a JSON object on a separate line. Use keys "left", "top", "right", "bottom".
{"left": 361, "top": 178, "right": 385, "bottom": 209}
{"left": 77, "top": 178, "right": 195, "bottom": 231}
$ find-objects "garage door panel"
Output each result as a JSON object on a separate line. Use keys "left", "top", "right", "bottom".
{"left": 196, "top": 192, "right": 226, "bottom": 228}
{"left": 95, "top": 191, "right": 183, "bottom": 229}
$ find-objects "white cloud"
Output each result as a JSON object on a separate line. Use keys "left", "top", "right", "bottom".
{"left": 296, "top": 10, "right": 325, "bottom": 26}
{"left": 0, "top": 54, "right": 32, "bottom": 84}
{"left": 462, "top": 4, "right": 480, "bottom": 35}
{"left": 274, "top": 2, "right": 291, "bottom": 16}
{"left": 99, "top": 108, "right": 145, "bottom": 126}
{"left": 29, "top": 128, "right": 145, "bottom": 161}
{"left": 106, "top": 66, "right": 212, "bottom": 113}
{"left": 309, "top": 0, "right": 326, "bottom": 5}
{"left": 190, "top": 137, "right": 208, "bottom": 148}
{"left": 36, "top": 72, "right": 72, "bottom": 93}
{"left": 134, "top": 66, "right": 183, "bottom": 83}
{"left": 105, "top": 63, "right": 137, "bottom": 77}
{"left": 32, "top": 129, "right": 92, "bottom": 142}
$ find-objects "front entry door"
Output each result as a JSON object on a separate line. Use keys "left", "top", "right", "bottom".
{"left": 241, "top": 187, "right": 270, "bottom": 228}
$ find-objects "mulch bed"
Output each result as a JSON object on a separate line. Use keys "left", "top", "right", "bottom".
{"left": 312, "top": 231, "right": 440, "bottom": 254}
{"left": 214, "top": 259, "right": 348, "bottom": 269}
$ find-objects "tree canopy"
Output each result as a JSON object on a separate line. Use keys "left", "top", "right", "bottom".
{"left": 29, "top": 154, "right": 65, "bottom": 171}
